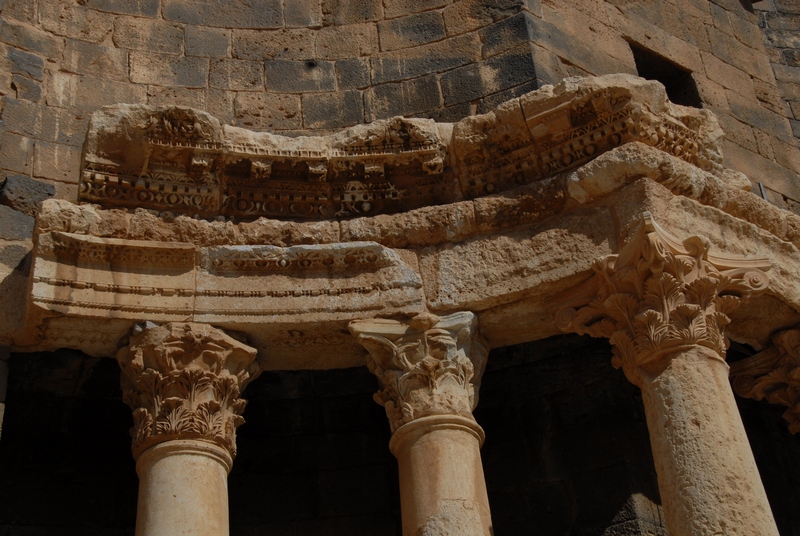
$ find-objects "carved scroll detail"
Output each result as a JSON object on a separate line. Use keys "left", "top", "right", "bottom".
{"left": 552, "top": 212, "right": 770, "bottom": 386}
{"left": 349, "top": 312, "right": 487, "bottom": 433}
{"left": 117, "top": 322, "right": 260, "bottom": 459}
{"left": 731, "top": 329, "right": 800, "bottom": 433}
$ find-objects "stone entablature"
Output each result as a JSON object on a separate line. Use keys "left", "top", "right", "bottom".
{"left": 11, "top": 75, "right": 800, "bottom": 379}
{"left": 79, "top": 75, "right": 724, "bottom": 222}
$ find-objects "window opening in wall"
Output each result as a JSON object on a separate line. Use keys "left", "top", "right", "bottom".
{"left": 629, "top": 43, "right": 703, "bottom": 109}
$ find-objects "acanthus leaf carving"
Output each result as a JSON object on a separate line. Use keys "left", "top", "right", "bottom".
{"left": 730, "top": 328, "right": 800, "bottom": 433}
{"left": 117, "top": 322, "right": 260, "bottom": 459}
{"left": 551, "top": 212, "right": 770, "bottom": 386}
{"left": 349, "top": 312, "right": 487, "bottom": 433}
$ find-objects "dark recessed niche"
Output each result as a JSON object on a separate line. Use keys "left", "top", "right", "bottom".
{"left": 630, "top": 43, "right": 703, "bottom": 108}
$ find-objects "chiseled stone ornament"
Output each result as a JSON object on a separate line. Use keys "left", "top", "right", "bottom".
{"left": 117, "top": 322, "right": 260, "bottom": 460}
{"left": 349, "top": 312, "right": 487, "bottom": 433}
{"left": 731, "top": 328, "right": 800, "bottom": 433}
{"left": 553, "top": 212, "right": 770, "bottom": 386}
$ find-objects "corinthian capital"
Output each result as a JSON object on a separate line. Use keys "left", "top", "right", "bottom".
{"left": 552, "top": 212, "right": 769, "bottom": 386}
{"left": 731, "top": 328, "right": 800, "bottom": 433}
{"left": 349, "top": 312, "right": 487, "bottom": 433}
{"left": 117, "top": 322, "right": 260, "bottom": 460}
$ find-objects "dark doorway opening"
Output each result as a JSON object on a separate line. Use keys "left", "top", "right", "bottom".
{"left": 630, "top": 43, "right": 703, "bottom": 108}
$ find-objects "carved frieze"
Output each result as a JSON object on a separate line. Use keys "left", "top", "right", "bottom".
{"left": 78, "top": 76, "right": 726, "bottom": 223}
{"left": 349, "top": 312, "right": 488, "bottom": 433}
{"left": 552, "top": 212, "right": 770, "bottom": 386}
{"left": 731, "top": 329, "right": 800, "bottom": 433}
{"left": 81, "top": 106, "right": 446, "bottom": 221}
{"left": 117, "top": 322, "right": 260, "bottom": 459}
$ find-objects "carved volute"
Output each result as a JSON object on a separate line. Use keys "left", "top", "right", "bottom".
{"left": 553, "top": 212, "right": 770, "bottom": 386}
{"left": 349, "top": 312, "right": 487, "bottom": 433}
{"left": 731, "top": 328, "right": 800, "bottom": 433}
{"left": 117, "top": 322, "right": 261, "bottom": 459}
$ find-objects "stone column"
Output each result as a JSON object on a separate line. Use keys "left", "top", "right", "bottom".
{"left": 117, "top": 322, "right": 260, "bottom": 536}
{"left": 553, "top": 213, "right": 778, "bottom": 536}
{"left": 350, "top": 312, "right": 493, "bottom": 536}
{"left": 731, "top": 328, "right": 800, "bottom": 434}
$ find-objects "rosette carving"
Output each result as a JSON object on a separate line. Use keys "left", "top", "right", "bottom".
{"left": 731, "top": 329, "right": 800, "bottom": 433}
{"left": 552, "top": 212, "right": 770, "bottom": 386}
{"left": 349, "top": 312, "right": 487, "bottom": 433}
{"left": 117, "top": 322, "right": 260, "bottom": 459}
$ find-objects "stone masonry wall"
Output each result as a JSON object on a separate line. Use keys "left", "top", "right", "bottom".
{"left": 755, "top": 0, "right": 800, "bottom": 211}
{"left": 0, "top": 0, "right": 799, "bottom": 223}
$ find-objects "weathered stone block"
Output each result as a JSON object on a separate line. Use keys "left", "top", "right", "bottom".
{"left": 112, "top": 17, "right": 184, "bottom": 55}
{"left": 365, "top": 75, "right": 442, "bottom": 121}
{"left": 0, "top": 243, "right": 29, "bottom": 269}
{"left": 371, "top": 33, "right": 482, "bottom": 84}
{"left": 185, "top": 26, "right": 230, "bottom": 58}
{"left": 322, "top": 0, "right": 384, "bottom": 26}
{"left": 443, "top": 0, "right": 528, "bottom": 36}
{"left": 441, "top": 43, "right": 538, "bottom": 106}
{"left": 336, "top": 58, "right": 370, "bottom": 90}
{"left": 0, "top": 132, "right": 33, "bottom": 174}
{"left": 163, "top": 0, "right": 283, "bottom": 29}
{"left": 527, "top": 14, "right": 632, "bottom": 76}
{"left": 0, "top": 19, "right": 63, "bottom": 60}
{"left": 38, "top": 0, "right": 115, "bottom": 43}
{"left": 209, "top": 59, "right": 264, "bottom": 91}
{"left": 232, "top": 29, "right": 316, "bottom": 61}
{"left": 726, "top": 88, "right": 795, "bottom": 143}
{"left": 440, "top": 63, "right": 486, "bottom": 107}
{"left": 478, "top": 79, "right": 540, "bottom": 114}
{"left": 146, "top": 86, "right": 206, "bottom": 109}
{"left": 11, "top": 74, "right": 42, "bottom": 102}
{"left": 0, "top": 205, "right": 34, "bottom": 240}
{"left": 62, "top": 39, "right": 128, "bottom": 81}
{"left": 1, "top": 97, "right": 40, "bottom": 137}
{"left": 384, "top": 0, "right": 449, "bottom": 19}
{"left": 8, "top": 46, "right": 43, "bottom": 80}
{"left": 264, "top": 60, "right": 336, "bottom": 93}
{"left": 234, "top": 93, "right": 302, "bottom": 130}
{"left": 707, "top": 26, "right": 773, "bottom": 81}
{"left": 33, "top": 141, "right": 82, "bottom": 183}
{"left": 701, "top": 51, "right": 754, "bottom": 96}
{"left": 378, "top": 10, "right": 446, "bottom": 52}
{"left": 285, "top": 0, "right": 324, "bottom": 28}
{"left": 303, "top": 90, "right": 364, "bottom": 129}
{"left": 39, "top": 106, "right": 91, "bottom": 147}
{"left": 0, "top": 174, "right": 55, "bottom": 216}
{"left": 479, "top": 11, "right": 534, "bottom": 58}
{"left": 206, "top": 88, "right": 236, "bottom": 124}
{"left": 79, "top": 0, "right": 159, "bottom": 16}
{"left": 130, "top": 53, "right": 209, "bottom": 88}
{"left": 316, "top": 23, "right": 379, "bottom": 60}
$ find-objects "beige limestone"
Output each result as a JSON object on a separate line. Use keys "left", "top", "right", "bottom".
{"left": 350, "top": 313, "right": 492, "bottom": 535}
{"left": 552, "top": 213, "right": 779, "bottom": 535}
{"left": 135, "top": 440, "right": 232, "bottom": 536}
{"left": 11, "top": 75, "right": 800, "bottom": 375}
{"left": 117, "top": 322, "right": 259, "bottom": 536}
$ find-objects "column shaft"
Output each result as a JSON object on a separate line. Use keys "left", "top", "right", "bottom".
{"left": 135, "top": 441, "right": 231, "bottom": 536}
{"left": 640, "top": 347, "right": 777, "bottom": 536}
{"left": 350, "top": 312, "right": 493, "bottom": 536}
{"left": 391, "top": 416, "right": 491, "bottom": 536}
